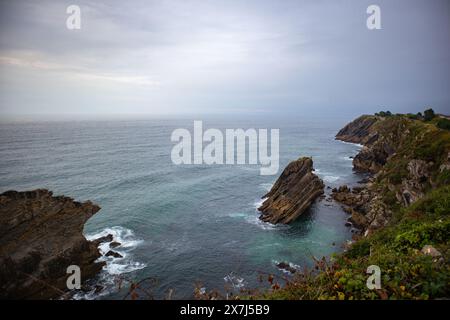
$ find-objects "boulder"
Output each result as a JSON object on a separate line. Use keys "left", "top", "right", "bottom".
{"left": 105, "top": 250, "right": 123, "bottom": 258}
{"left": 109, "top": 241, "right": 121, "bottom": 248}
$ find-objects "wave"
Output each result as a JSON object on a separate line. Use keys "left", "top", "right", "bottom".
{"left": 338, "top": 140, "right": 364, "bottom": 148}
{"left": 315, "top": 168, "right": 342, "bottom": 183}
{"left": 259, "top": 183, "right": 273, "bottom": 192}
{"left": 74, "top": 226, "right": 146, "bottom": 300}
{"left": 323, "top": 175, "right": 340, "bottom": 183}
{"left": 272, "top": 260, "right": 301, "bottom": 274}
{"left": 253, "top": 197, "right": 265, "bottom": 209}
{"left": 224, "top": 272, "right": 246, "bottom": 289}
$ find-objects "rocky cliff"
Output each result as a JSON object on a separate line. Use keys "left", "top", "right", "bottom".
{"left": 258, "top": 157, "right": 324, "bottom": 224}
{"left": 334, "top": 114, "right": 450, "bottom": 233}
{"left": 0, "top": 189, "right": 104, "bottom": 299}
{"left": 254, "top": 112, "right": 450, "bottom": 300}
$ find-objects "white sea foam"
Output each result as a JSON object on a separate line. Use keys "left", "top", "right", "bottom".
{"left": 245, "top": 213, "right": 290, "bottom": 231}
{"left": 73, "top": 226, "right": 146, "bottom": 300}
{"left": 253, "top": 197, "right": 266, "bottom": 209}
{"left": 259, "top": 183, "right": 273, "bottom": 192}
{"left": 338, "top": 140, "right": 364, "bottom": 148}
{"left": 86, "top": 227, "right": 146, "bottom": 275}
{"left": 323, "top": 175, "right": 340, "bottom": 183}
{"left": 272, "top": 260, "right": 301, "bottom": 274}
{"left": 224, "top": 272, "right": 246, "bottom": 289}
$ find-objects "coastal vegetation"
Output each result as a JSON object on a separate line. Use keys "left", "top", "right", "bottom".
{"left": 250, "top": 110, "right": 450, "bottom": 300}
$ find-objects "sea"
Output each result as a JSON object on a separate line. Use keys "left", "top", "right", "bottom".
{"left": 0, "top": 113, "right": 365, "bottom": 299}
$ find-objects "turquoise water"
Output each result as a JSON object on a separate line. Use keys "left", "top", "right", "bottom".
{"left": 0, "top": 115, "right": 364, "bottom": 299}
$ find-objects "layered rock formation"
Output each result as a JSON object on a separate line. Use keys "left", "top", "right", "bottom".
{"left": 333, "top": 114, "right": 450, "bottom": 234}
{"left": 336, "top": 115, "right": 400, "bottom": 173}
{"left": 0, "top": 189, "right": 104, "bottom": 299}
{"left": 258, "top": 157, "right": 324, "bottom": 224}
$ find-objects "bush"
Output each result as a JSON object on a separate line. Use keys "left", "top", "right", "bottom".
{"left": 424, "top": 108, "right": 436, "bottom": 121}
{"left": 436, "top": 118, "right": 450, "bottom": 130}
{"left": 394, "top": 220, "right": 450, "bottom": 250}
{"left": 375, "top": 111, "right": 392, "bottom": 117}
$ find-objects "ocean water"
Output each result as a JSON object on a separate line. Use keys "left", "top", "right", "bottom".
{"left": 0, "top": 114, "right": 365, "bottom": 299}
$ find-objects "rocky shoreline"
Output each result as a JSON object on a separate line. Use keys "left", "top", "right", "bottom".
{"left": 333, "top": 114, "right": 450, "bottom": 235}
{"left": 0, "top": 189, "right": 115, "bottom": 299}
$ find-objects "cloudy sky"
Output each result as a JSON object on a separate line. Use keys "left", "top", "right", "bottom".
{"left": 0, "top": 0, "right": 449, "bottom": 119}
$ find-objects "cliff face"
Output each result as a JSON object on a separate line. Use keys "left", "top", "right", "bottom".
{"left": 0, "top": 189, "right": 104, "bottom": 299}
{"left": 336, "top": 115, "right": 403, "bottom": 173}
{"left": 258, "top": 157, "right": 324, "bottom": 224}
{"left": 334, "top": 115, "right": 450, "bottom": 233}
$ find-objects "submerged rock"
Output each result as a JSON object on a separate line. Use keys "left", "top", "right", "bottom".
{"left": 0, "top": 189, "right": 104, "bottom": 299}
{"left": 92, "top": 234, "right": 113, "bottom": 246}
{"left": 258, "top": 157, "right": 324, "bottom": 224}
{"left": 276, "top": 262, "right": 297, "bottom": 274}
{"left": 105, "top": 250, "right": 123, "bottom": 258}
{"left": 109, "top": 241, "right": 121, "bottom": 248}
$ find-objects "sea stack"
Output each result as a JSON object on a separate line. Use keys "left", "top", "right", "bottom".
{"left": 0, "top": 189, "right": 105, "bottom": 299}
{"left": 258, "top": 157, "right": 324, "bottom": 224}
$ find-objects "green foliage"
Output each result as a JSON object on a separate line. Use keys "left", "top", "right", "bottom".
{"left": 346, "top": 239, "right": 371, "bottom": 258}
{"left": 394, "top": 220, "right": 450, "bottom": 251}
{"left": 437, "top": 169, "right": 450, "bottom": 186}
{"left": 406, "top": 113, "right": 419, "bottom": 120}
{"left": 413, "top": 130, "right": 450, "bottom": 162}
{"left": 436, "top": 118, "right": 450, "bottom": 131}
{"left": 407, "top": 185, "right": 450, "bottom": 216}
{"left": 375, "top": 111, "right": 392, "bottom": 117}
{"left": 424, "top": 108, "right": 436, "bottom": 121}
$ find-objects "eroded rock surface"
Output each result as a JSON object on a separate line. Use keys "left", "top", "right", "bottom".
{"left": 258, "top": 157, "right": 324, "bottom": 224}
{"left": 0, "top": 189, "right": 104, "bottom": 299}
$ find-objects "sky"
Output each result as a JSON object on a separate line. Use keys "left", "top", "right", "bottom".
{"left": 0, "top": 0, "right": 449, "bottom": 119}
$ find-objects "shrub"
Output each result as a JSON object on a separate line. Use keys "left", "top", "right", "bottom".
{"left": 424, "top": 108, "right": 436, "bottom": 121}
{"left": 375, "top": 111, "right": 392, "bottom": 117}
{"left": 436, "top": 118, "right": 450, "bottom": 130}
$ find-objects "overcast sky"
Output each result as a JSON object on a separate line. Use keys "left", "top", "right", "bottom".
{"left": 0, "top": 0, "right": 449, "bottom": 119}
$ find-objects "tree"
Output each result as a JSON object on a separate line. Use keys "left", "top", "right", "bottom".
{"left": 424, "top": 108, "right": 435, "bottom": 121}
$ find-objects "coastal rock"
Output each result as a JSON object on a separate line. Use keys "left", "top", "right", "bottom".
{"left": 421, "top": 245, "right": 442, "bottom": 258}
{"left": 335, "top": 115, "right": 379, "bottom": 145}
{"left": 109, "top": 241, "right": 121, "bottom": 248}
{"left": 336, "top": 115, "right": 401, "bottom": 173}
{"left": 0, "top": 189, "right": 104, "bottom": 299}
{"left": 332, "top": 115, "right": 442, "bottom": 233}
{"left": 399, "top": 159, "right": 431, "bottom": 205}
{"left": 276, "top": 262, "right": 297, "bottom": 274}
{"left": 92, "top": 234, "right": 113, "bottom": 246}
{"left": 258, "top": 157, "right": 324, "bottom": 224}
{"left": 105, "top": 250, "right": 123, "bottom": 258}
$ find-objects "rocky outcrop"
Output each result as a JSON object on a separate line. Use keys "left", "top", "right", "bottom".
{"left": 333, "top": 114, "right": 450, "bottom": 234}
{"left": 399, "top": 159, "right": 432, "bottom": 205}
{"left": 258, "top": 157, "right": 324, "bottom": 224}
{"left": 0, "top": 189, "right": 104, "bottom": 299}
{"left": 331, "top": 185, "right": 390, "bottom": 232}
{"left": 335, "top": 115, "right": 379, "bottom": 145}
{"left": 336, "top": 115, "right": 400, "bottom": 173}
